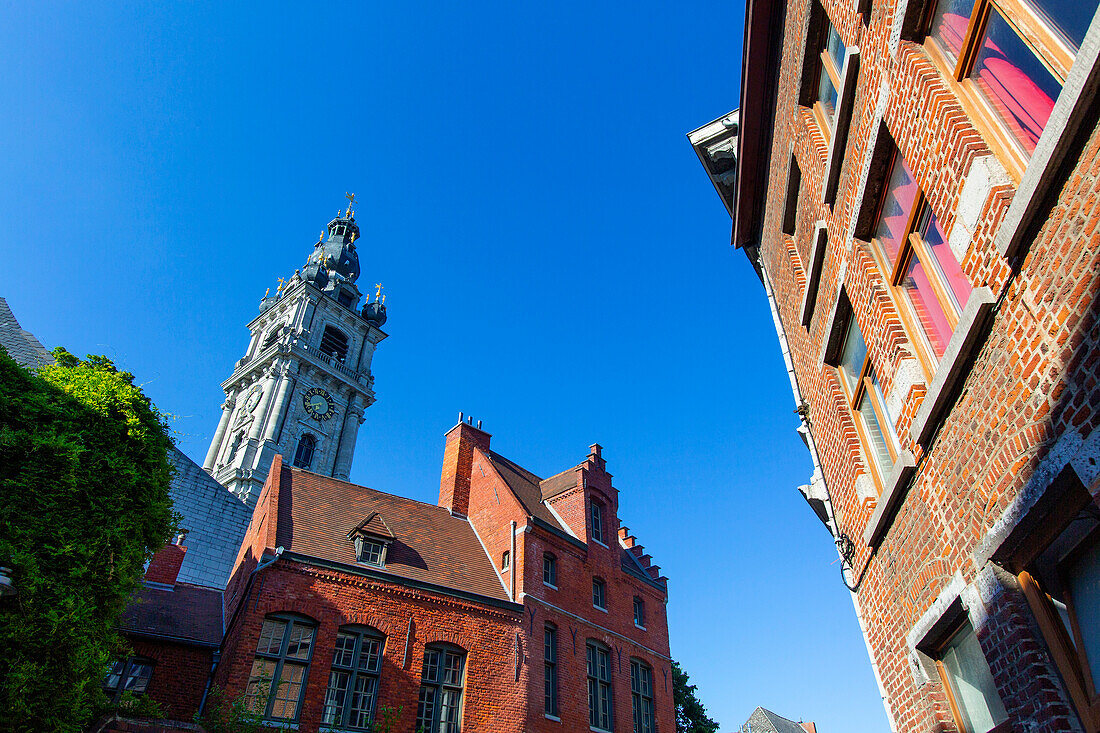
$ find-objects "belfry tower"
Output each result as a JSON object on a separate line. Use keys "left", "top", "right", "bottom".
{"left": 203, "top": 197, "right": 388, "bottom": 505}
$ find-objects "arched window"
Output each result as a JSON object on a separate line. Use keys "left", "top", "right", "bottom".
{"left": 294, "top": 434, "right": 316, "bottom": 469}
{"left": 416, "top": 643, "right": 466, "bottom": 733}
{"left": 228, "top": 431, "right": 245, "bottom": 459}
{"left": 543, "top": 552, "right": 557, "bottom": 587}
{"left": 630, "top": 658, "right": 655, "bottom": 733}
{"left": 501, "top": 550, "right": 510, "bottom": 570}
{"left": 586, "top": 640, "right": 613, "bottom": 732}
{"left": 592, "top": 577, "right": 606, "bottom": 610}
{"left": 322, "top": 626, "right": 386, "bottom": 730}
{"left": 246, "top": 614, "right": 317, "bottom": 722}
{"left": 320, "top": 325, "right": 349, "bottom": 362}
{"left": 590, "top": 499, "right": 605, "bottom": 544}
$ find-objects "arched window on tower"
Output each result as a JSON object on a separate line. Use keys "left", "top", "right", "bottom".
{"left": 320, "top": 326, "right": 349, "bottom": 363}
{"left": 294, "top": 434, "right": 316, "bottom": 469}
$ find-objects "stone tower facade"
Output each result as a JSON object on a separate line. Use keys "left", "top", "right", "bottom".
{"left": 203, "top": 203, "right": 388, "bottom": 505}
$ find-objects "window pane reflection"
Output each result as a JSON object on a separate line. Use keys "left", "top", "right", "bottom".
{"left": 969, "top": 8, "right": 1062, "bottom": 155}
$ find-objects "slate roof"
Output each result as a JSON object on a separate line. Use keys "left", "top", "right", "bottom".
{"left": 270, "top": 466, "right": 511, "bottom": 604}
{"left": 0, "top": 297, "right": 53, "bottom": 369}
{"left": 745, "top": 707, "right": 813, "bottom": 733}
{"left": 166, "top": 447, "right": 252, "bottom": 589}
{"left": 539, "top": 468, "right": 577, "bottom": 500}
{"left": 120, "top": 582, "right": 223, "bottom": 647}
{"left": 485, "top": 451, "right": 561, "bottom": 526}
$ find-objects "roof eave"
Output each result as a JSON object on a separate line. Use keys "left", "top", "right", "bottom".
{"left": 280, "top": 551, "right": 524, "bottom": 614}
{"left": 734, "top": 0, "right": 783, "bottom": 253}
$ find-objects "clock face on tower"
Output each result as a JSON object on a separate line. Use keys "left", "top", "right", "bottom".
{"left": 303, "top": 387, "right": 335, "bottom": 421}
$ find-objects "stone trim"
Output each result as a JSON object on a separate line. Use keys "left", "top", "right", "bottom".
{"left": 800, "top": 222, "right": 830, "bottom": 328}
{"left": 823, "top": 47, "right": 862, "bottom": 205}
{"left": 905, "top": 571, "right": 966, "bottom": 686}
{"left": 910, "top": 287, "right": 997, "bottom": 446}
{"left": 863, "top": 450, "right": 917, "bottom": 547}
{"left": 997, "top": 8, "right": 1100, "bottom": 261}
{"left": 974, "top": 425, "right": 1100, "bottom": 568}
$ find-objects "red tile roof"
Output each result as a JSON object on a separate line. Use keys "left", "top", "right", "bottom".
{"left": 271, "top": 466, "right": 510, "bottom": 603}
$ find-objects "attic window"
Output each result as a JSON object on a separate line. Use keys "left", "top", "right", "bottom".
{"left": 355, "top": 537, "right": 386, "bottom": 567}
{"left": 348, "top": 512, "right": 395, "bottom": 569}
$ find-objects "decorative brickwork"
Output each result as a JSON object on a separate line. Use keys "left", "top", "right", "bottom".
{"left": 705, "top": 0, "right": 1100, "bottom": 727}
{"left": 211, "top": 425, "right": 674, "bottom": 733}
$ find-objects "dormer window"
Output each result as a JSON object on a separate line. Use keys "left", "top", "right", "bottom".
{"left": 355, "top": 537, "right": 386, "bottom": 567}
{"left": 348, "top": 512, "right": 394, "bottom": 568}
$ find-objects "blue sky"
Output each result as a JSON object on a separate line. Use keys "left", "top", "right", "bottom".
{"left": 1, "top": 2, "right": 889, "bottom": 730}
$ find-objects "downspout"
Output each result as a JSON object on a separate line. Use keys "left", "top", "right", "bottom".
{"left": 758, "top": 260, "right": 896, "bottom": 732}
{"left": 509, "top": 520, "right": 517, "bottom": 601}
{"left": 197, "top": 546, "right": 284, "bottom": 716}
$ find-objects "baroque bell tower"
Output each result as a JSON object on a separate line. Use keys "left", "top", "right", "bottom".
{"left": 203, "top": 195, "right": 388, "bottom": 505}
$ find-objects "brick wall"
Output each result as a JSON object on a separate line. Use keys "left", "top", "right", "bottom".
{"left": 740, "top": 0, "right": 1100, "bottom": 727}
{"left": 216, "top": 560, "right": 526, "bottom": 733}
{"left": 127, "top": 637, "right": 213, "bottom": 721}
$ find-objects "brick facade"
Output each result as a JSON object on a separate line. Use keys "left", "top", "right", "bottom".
{"left": 212, "top": 424, "right": 675, "bottom": 733}
{"left": 709, "top": 0, "right": 1100, "bottom": 729}
{"left": 218, "top": 559, "right": 526, "bottom": 732}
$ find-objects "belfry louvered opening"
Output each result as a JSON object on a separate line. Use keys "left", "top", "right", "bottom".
{"left": 320, "top": 326, "right": 349, "bottom": 363}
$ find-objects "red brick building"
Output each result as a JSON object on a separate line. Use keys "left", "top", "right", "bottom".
{"left": 213, "top": 418, "right": 673, "bottom": 733}
{"left": 111, "top": 542, "right": 223, "bottom": 723}
{"left": 692, "top": 0, "right": 1100, "bottom": 730}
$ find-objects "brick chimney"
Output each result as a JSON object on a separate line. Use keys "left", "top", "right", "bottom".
{"left": 439, "top": 414, "right": 491, "bottom": 516}
{"left": 800, "top": 722, "right": 817, "bottom": 733}
{"left": 145, "top": 533, "right": 188, "bottom": 587}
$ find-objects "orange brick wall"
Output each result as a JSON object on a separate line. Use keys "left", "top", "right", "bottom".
{"left": 747, "top": 0, "right": 1100, "bottom": 728}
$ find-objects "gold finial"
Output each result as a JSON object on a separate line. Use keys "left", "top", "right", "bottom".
{"left": 381, "top": 294, "right": 386, "bottom": 305}
{"left": 264, "top": 288, "right": 270, "bottom": 298}
{"left": 345, "top": 191, "right": 357, "bottom": 218}
{"left": 319, "top": 229, "right": 326, "bottom": 243}
{"left": 276, "top": 277, "right": 287, "bottom": 293}
{"left": 375, "top": 283, "right": 383, "bottom": 300}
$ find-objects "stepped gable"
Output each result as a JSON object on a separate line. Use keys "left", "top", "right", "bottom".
{"left": 266, "top": 464, "right": 511, "bottom": 602}
{"left": 0, "top": 296, "right": 53, "bottom": 368}
{"left": 486, "top": 445, "right": 668, "bottom": 589}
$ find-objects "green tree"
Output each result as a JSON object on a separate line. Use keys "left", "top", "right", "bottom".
{"left": 673, "top": 661, "right": 720, "bottom": 733}
{"left": 0, "top": 346, "right": 178, "bottom": 732}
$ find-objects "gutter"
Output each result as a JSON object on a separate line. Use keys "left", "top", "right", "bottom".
{"left": 758, "top": 260, "right": 897, "bottom": 732}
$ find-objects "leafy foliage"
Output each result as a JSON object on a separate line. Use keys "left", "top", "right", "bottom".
{"left": 193, "top": 685, "right": 269, "bottom": 733}
{"left": 673, "top": 661, "right": 720, "bottom": 733}
{"left": 0, "top": 347, "right": 178, "bottom": 732}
